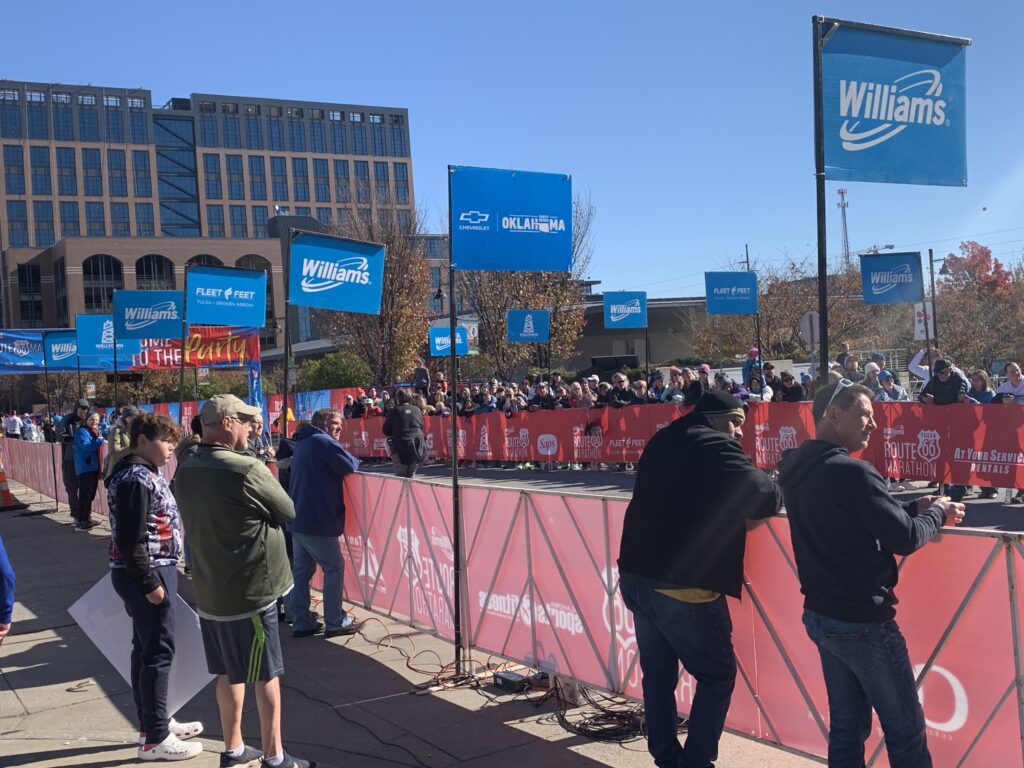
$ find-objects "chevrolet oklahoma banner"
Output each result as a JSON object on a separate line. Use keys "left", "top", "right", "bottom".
{"left": 128, "top": 325, "right": 260, "bottom": 370}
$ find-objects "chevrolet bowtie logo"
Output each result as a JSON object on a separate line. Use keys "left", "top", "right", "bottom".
{"left": 459, "top": 210, "right": 489, "bottom": 225}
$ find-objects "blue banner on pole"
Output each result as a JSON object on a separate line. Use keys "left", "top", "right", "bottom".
{"left": 247, "top": 358, "right": 264, "bottom": 410}
{"left": 186, "top": 266, "right": 267, "bottom": 327}
{"left": 44, "top": 330, "right": 79, "bottom": 371}
{"left": 507, "top": 309, "right": 551, "bottom": 343}
{"left": 288, "top": 232, "right": 386, "bottom": 315}
{"left": 603, "top": 292, "right": 648, "bottom": 329}
{"left": 0, "top": 330, "right": 44, "bottom": 373}
{"left": 429, "top": 327, "right": 469, "bottom": 356}
{"left": 704, "top": 272, "right": 760, "bottom": 315}
{"left": 75, "top": 315, "right": 142, "bottom": 366}
{"left": 821, "top": 21, "right": 969, "bottom": 186}
{"left": 860, "top": 252, "right": 925, "bottom": 304}
{"left": 450, "top": 166, "right": 572, "bottom": 272}
{"left": 113, "top": 290, "right": 183, "bottom": 339}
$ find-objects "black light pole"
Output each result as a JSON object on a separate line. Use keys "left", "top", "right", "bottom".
{"left": 812, "top": 16, "right": 834, "bottom": 383}
{"left": 741, "top": 244, "right": 764, "bottom": 375}
{"left": 927, "top": 248, "right": 943, "bottom": 351}
{"left": 176, "top": 266, "right": 190, "bottom": 426}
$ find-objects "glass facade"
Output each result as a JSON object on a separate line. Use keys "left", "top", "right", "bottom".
{"left": 230, "top": 204, "right": 247, "bottom": 237}
{"left": 105, "top": 105, "right": 124, "bottom": 143}
{"left": 107, "top": 149, "right": 127, "bottom": 196}
{"left": 248, "top": 156, "right": 266, "bottom": 200}
{"left": 313, "top": 158, "right": 329, "bottom": 202}
{"left": 54, "top": 257, "right": 69, "bottom": 326}
{"left": 27, "top": 93, "right": 48, "bottom": 140}
{"left": 135, "top": 253, "right": 175, "bottom": 289}
{"left": 60, "top": 201, "right": 80, "bottom": 237}
{"left": 203, "top": 153, "right": 222, "bottom": 199}
{"left": 0, "top": 91, "right": 21, "bottom": 138}
{"left": 267, "top": 118, "right": 284, "bottom": 150}
{"left": 252, "top": 205, "right": 268, "bottom": 238}
{"left": 271, "top": 156, "right": 288, "bottom": 200}
{"left": 129, "top": 108, "right": 148, "bottom": 143}
{"left": 374, "top": 161, "right": 389, "bottom": 204}
{"left": 354, "top": 161, "right": 370, "bottom": 203}
{"left": 135, "top": 203, "right": 155, "bottom": 236}
{"left": 82, "top": 148, "right": 102, "bottom": 195}
{"left": 57, "top": 147, "right": 77, "bottom": 195}
{"left": 111, "top": 202, "right": 130, "bottom": 236}
{"left": 395, "top": 162, "right": 409, "bottom": 204}
{"left": 154, "top": 115, "right": 200, "bottom": 236}
{"left": 53, "top": 101, "right": 73, "bottom": 141}
{"left": 133, "top": 150, "right": 151, "bottom": 197}
{"left": 206, "top": 204, "right": 224, "bottom": 237}
{"left": 30, "top": 146, "right": 51, "bottom": 194}
{"left": 288, "top": 120, "right": 305, "bottom": 152}
{"left": 33, "top": 200, "right": 54, "bottom": 246}
{"left": 6, "top": 200, "right": 27, "bottom": 246}
{"left": 3, "top": 145, "right": 24, "bottom": 194}
{"left": 333, "top": 160, "right": 349, "bottom": 202}
{"left": 316, "top": 207, "right": 331, "bottom": 226}
{"left": 86, "top": 201, "right": 106, "bottom": 236}
{"left": 246, "top": 116, "right": 263, "bottom": 149}
{"left": 79, "top": 104, "right": 99, "bottom": 141}
{"left": 82, "top": 253, "right": 123, "bottom": 312}
{"left": 226, "top": 154, "right": 244, "bottom": 199}
{"left": 17, "top": 263, "right": 43, "bottom": 327}
{"left": 223, "top": 115, "right": 241, "bottom": 148}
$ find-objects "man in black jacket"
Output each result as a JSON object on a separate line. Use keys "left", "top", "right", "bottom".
{"left": 778, "top": 380, "right": 963, "bottom": 768}
{"left": 58, "top": 399, "right": 90, "bottom": 522}
{"left": 918, "top": 357, "right": 970, "bottom": 501}
{"left": 382, "top": 389, "right": 426, "bottom": 478}
{"left": 618, "top": 390, "right": 780, "bottom": 768}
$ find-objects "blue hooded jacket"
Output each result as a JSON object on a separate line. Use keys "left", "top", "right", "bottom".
{"left": 288, "top": 422, "right": 360, "bottom": 537}
{"left": 73, "top": 424, "right": 105, "bottom": 475}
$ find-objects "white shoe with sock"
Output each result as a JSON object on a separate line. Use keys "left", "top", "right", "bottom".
{"left": 138, "top": 732, "right": 204, "bottom": 761}
{"left": 139, "top": 717, "right": 204, "bottom": 745}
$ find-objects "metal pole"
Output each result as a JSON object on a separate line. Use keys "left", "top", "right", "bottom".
{"left": 745, "top": 244, "right": 764, "bottom": 377}
{"left": 922, "top": 252, "right": 933, "bottom": 374}
{"left": 280, "top": 225, "right": 293, "bottom": 441}
{"left": 176, "top": 267, "right": 189, "bottom": 426}
{"left": 812, "top": 16, "right": 832, "bottom": 384}
{"left": 448, "top": 165, "right": 464, "bottom": 678}
{"left": 76, "top": 351, "right": 83, "bottom": 398}
{"left": 41, "top": 337, "right": 61, "bottom": 510}
{"left": 644, "top": 326, "right": 650, "bottom": 378}
{"left": 113, "top": 323, "right": 119, "bottom": 411}
{"left": 928, "top": 248, "right": 940, "bottom": 351}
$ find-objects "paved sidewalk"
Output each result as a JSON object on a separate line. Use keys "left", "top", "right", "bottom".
{"left": 0, "top": 480, "right": 819, "bottom": 767}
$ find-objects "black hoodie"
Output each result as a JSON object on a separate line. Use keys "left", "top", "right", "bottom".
{"left": 777, "top": 439, "right": 945, "bottom": 623}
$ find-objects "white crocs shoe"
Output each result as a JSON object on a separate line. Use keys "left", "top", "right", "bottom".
{"left": 138, "top": 732, "right": 203, "bottom": 761}
{"left": 139, "top": 718, "right": 204, "bottom": 745}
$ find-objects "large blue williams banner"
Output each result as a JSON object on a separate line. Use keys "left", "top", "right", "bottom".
{"left": 0, "top": 330, "right": 44, "bottom": 373}
{"left": 113, "top": 290, "right": 183, "bottom": 339}
{"left": 450, "top": 166, "right": 572, "bottom": 272}
{"left": 705, "top": 272, "right": 759, "bottom": 315}
{"left": 507, "top": 309, "right": 551, "bottom": 343}
{"left": 429, "top": 327, "right": 469, "bottom": 356}
{"left": 288, "top": 232, "right": 385, "bottom": 315}
{"left": 186, "top": 266, "right": 267, "bottom": 327}
{"left": 603, "top": 291, "right": 648, "bottom": 329}
{"left": 860, "top": 252, "right": 925, "bottom": 304}
{"left": 821, "top": 20, "right": 969, "bottom": 186}
{"left": 75, "top": 315, "right": 142, "bottom": 365}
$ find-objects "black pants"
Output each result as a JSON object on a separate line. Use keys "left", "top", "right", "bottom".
{"left": 62, "top": 461, "right": 81, "bottom": 520}
{"left": 76, "top": 471, "right": 99, "bottom": 524}
{"left": 111, "top": 565, "right": 177, "bottom": 745}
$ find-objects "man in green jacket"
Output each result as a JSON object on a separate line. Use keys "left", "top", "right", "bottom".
{"left": 175, "top": 395, "right": 315, "bottom": 768}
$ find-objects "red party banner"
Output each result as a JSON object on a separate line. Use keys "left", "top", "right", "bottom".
{"left": 128, "top": 325, "right": 260, "bottom": 370}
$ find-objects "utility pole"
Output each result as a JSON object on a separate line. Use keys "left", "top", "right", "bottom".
{"left": 837, "top": 188, "right": 851, "bottom": 271}
{"left": 741, "top": 245, "right": 763, "bottom": 376}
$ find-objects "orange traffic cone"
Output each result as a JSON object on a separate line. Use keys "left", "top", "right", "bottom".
{"left": 0, "top": 449, "right": 28, "bottom": 511}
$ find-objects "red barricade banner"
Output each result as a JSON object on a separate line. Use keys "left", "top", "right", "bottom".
{"left": 740, "top": 402, "right": 817, "bottom": 470}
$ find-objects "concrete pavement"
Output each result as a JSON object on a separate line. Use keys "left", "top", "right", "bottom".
{"left": 0, "top": 480, "right": 820, "bottom": 767}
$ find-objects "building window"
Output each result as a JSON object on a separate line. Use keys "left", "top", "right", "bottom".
{"left": 354, "top": 161, "right": 370, "bottom": 203}
{"left": 329, "top": 110, "right": 343, "bottom": 121}
{"left": 313, "top": 158, "right": 330, "bottom": 202}
{"left": 60, "top": 201, "right": 80, "bottom": 237}
{"left": 27, "top": 100, "right": 49, "bottom": 140}
{"left": 271, "top": 156, "right": 288, "bottom": 200}
{"left": 249, "top": 156, "right": 267, "bottom": 200}
{"left": 56, "top": 147, "right": 77, "bottom": 195}
{"left": 79, "top": 105, "right": 99, "bottom": 141}
{"left": 374, "top": 161, "right": 389, "bottom": 203}
{"left": 153, "top": 114, "right": 201, "bottom": 237}
{"left": 288, "top": 120, "right": 306, "bottom": 152}
{"left": 199, "top": 114, "right": 218, "bottom": 147}
{"left": 246, "top": 116, "right": 263, "bottom": 149}
{"left": 377, "top": 209, "right": 392, "bottom": 229}
{"left": 82, "top": 148, "right": 103, "bottom": 196}
{"left": 206, "top": 204, "right": 225, "bottom": 237}
{"left": 110, "top": 202, "right": 130, "bottom": 236}
{"left": 129, "top": 108, "right": 147, "bottom": 143}
{"left": 135, "top": 253, "right": 175, "bottom": 289}
{"left": 54, "top": 257, "right": 69, "bottom": 326}
{"left": 230, "top": 205, "right": 247, "bottom": 237}
{"left": 105, "top": 105, "right": 124, "bottom": 143}
{"left": 336, "top": 208, "right": 351, "bottom": 229}
{"left": 351, "top": 123, "right": 366, "bottom": 155}
{"left": 310, "top": 122, "right": 326, "bottom": 153}
{"left": 5, "top": 201, "right": 27, "bottom": 246}
{"left": 267, "top": 106, "right": 282, "bottom": 117}
{"left": 391, "top": 125, "right": 408, "bottom": 157}
{"left": 132, "top": 150, "right": 151, "bottom": 197}
{"left": 369, "top": 114, "right": 382, "bottom": 124}
{"left": 135, "top": 203, "right": 155, "bottom": 236}
{"left": 3, "top": 145, "right": 24, "bottom": 194}
{"left": 252, "top": 205, "right": 269, "bottom": 238}
{"left": 396, "top": 209, "right": 411, "bottom": 232}
{"left": 82, "top": 253, "right": 124, "bottom": 312}
{"left": 53, "top": 102, "right": 74, "bottom": 140}
{"left": 86, "top": 202, "right": 106, "bottom": 236}
{"left": 295, "top": 206, "right": 310, "bottom": 217}
{"left": 394, "top": 162, "right": 409, "bottom": 204}
{"left": 330, "top": 122, "right": 346, "bottom": 154}
{"left": 333, "top": 160, "right": 350, "bottom": 202}
{"left": 127, "top": 97, "right": 145, "bottom": 109}
{"left": 267, "top": 118, "right": 284, "bottom": 150}
{"left": 187, "top": 254, "right": 223, "bottom": 268}
{"left": 372, "top": 125, "right": 387, "bottom": 156}
{"left": 203, "top": 154, "right": 222, "bottom": 199}
{"left": 103, "top": 96, "right": 121, "bottom": 108}
{"left": 33, "top": 201, "right": 54, "bottom": 246}
{"left": 31, "top": 146, "right": 52, "bottom": 195}
{"left": 350, "top": 112, "right": 362, "bottom": 122}
{"left": 292, "top": 158, "right": 309, "bottom": 201}
{"left": 78, "top": 94, "right": 97, "bottom": 106}
{"left": 358, "top": 207, "right": 371, "bottom": 225}
{"left": 316, "top": 207, "right": 332, "bottom": 226}
{"left": 226, "top": 154, "right": 244, "bottom": 199}
{"left": 17, "top": 264, "right": 43, "bottom": 327}
{"left": 222, "top": 102, "right": 238, "bottom": 115}
{"left": 223, "top": 115, "right": 241, "bottom": 148}
{"left": 107, "top": 149, "right": 128, "bottom": 196}
{"left": 0, "top": 90, "right": 20, "bottom": 139}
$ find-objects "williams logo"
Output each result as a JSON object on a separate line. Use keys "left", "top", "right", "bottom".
{"left": 50, "top": 342, "right": 76, "bottom": 361}
{"left": 610, "top": 299, "right": 642, "bottom": 323}
{"left": 839, "top": 69, "right": 948, "bottom": 152}
{"left": 501, "top": 214, "right": 565, "bottom": 234}
{"left": 870, "top": 263, "right": 914, "bottom": 295}
{"left": 124, "top": 301, "right": 180, "bottom": 331}
{"left": 458, "top": 210, "right": 491, "bottom": 231}
{"left": 300, "top": 256, "right": 371, "bottom": 292}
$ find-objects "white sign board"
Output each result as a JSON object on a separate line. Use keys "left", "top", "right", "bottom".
{"left": 913, "top": 301, "right": 936, "bottom": 341}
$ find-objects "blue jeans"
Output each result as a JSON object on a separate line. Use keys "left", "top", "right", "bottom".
{"left": 619, "top": 583, "right": 736, "bottom": 768}
{"left": 287, "top": 532, "right": 347, "bottom": 632}
{"left": 803, "top": 609, "right": 931, "bottom": 768}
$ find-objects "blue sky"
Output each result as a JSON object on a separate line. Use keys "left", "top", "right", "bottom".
{"left": 4, "top": 1, "right": 1020, "bottom": 297}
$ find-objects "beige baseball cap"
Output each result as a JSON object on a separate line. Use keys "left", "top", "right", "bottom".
{"left": 200, "top": 394, "right": 261, "bottom": 426}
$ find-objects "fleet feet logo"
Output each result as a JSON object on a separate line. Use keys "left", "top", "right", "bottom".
{"left": 609, "top": 299, "right": 642, "bottom": 323}
{"left": 124, "top": 301, "right": 180, "bottom": 331}
{"left": 869, "top": 263, "right": 915, "bottom": 296}
{"left": 299, "top": 256, "right": 371, "bottom": 293}
{"left": 838, "top": 69, "right": 948, "bottom": 152}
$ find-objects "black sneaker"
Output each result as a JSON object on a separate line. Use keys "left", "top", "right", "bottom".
{"left": 324, "top": 617, "right": 365, "bottom": 638}
{"left": 221, "top": 744, "right": 263, "bottom": 766}
{"left": 292, "top": 621, "right": 324, "bottom": 638}
{"left": 261, "top": 750, "right": 317, "bottom": 768}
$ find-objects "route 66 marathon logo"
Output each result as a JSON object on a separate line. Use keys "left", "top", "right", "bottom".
{"left": 917, "top": 429, "right": 941, "bottom": 464}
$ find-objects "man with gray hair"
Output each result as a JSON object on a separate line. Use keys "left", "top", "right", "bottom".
{"left": 286, "top": 408, "right": 364, "bottom": 639}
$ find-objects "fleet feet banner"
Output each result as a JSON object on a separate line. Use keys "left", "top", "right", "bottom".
{"left": 507, "top": 309, "right": 551, "bottom": 343}
{"left": 819, "top": 18, "right": 970, "bottom": 186}
{"left": 186, "top": 266, "right": 267, "bottom": 327}
{"left": 450, "top": 166, "right": 573, "bottom": 272}
{"left": 113, "top": 290, "right": 183, "bottom": 339}
{"left": 860, "top": 252, "right": 924, "bottom": 304}
{"left": 288, "top": 232, "right": 386, "bottom": 315}
{"left": 705, "top": 272, "right": 759, "bottom": 315}
{"left": 0, "top": 330, "right": 44, "bottom": 373}
{"left": 603, "top": 291, "right": 648, "bottom": 329}
{"left": 128, "top": 326, "right": 261, "bottom": 370}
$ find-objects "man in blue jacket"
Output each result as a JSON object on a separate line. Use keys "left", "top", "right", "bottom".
{"left": 286, "top": 408, "right": 364, "bottom": 639}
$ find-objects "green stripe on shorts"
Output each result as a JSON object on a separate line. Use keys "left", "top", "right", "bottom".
{"left": 248, "top": 614, "right": 266, "bottom": 683}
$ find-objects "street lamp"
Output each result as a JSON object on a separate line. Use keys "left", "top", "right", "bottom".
{"left": 925, "top": 249, "right": 951, "bottom": 351}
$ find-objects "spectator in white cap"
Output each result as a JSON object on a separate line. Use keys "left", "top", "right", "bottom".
{"left": 863, "top": 362, "right": 881, "bottom": 393}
